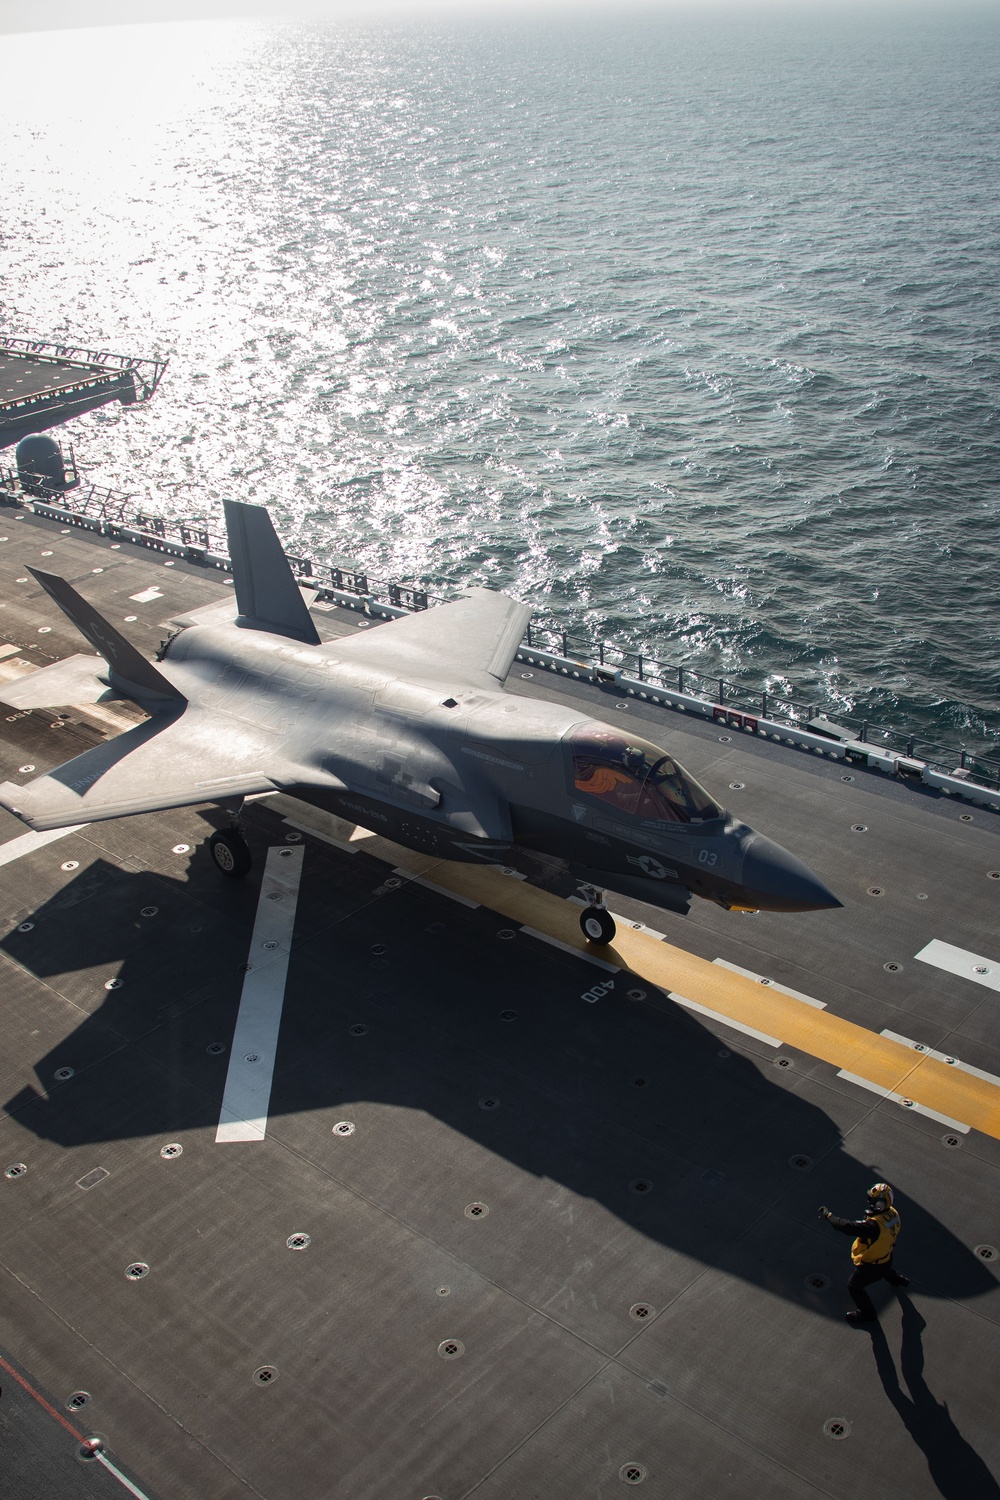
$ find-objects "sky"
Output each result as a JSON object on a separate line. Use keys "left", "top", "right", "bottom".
{"left": 2, "top": 0, "right": 997, "bottom": 37}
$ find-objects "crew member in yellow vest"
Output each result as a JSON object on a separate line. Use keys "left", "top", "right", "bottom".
{"left": 818, "top": 1182, "right": 908, "bottom": 1325}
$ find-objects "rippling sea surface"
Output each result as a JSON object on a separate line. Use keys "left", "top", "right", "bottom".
{"left": 2, "top": 11, "right": 998, "bottom": 748}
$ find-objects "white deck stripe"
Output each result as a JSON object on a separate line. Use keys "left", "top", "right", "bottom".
{"left": 879, "top": 1030, "right": 1000, "bottom": 1089}
{"left": 0, "top": 825, "right": 85, "bottom": 868}
{"left": 391, "top": 870, "right": 480, "bottom": 908}
{"left": 713, "top": 959, "right": 827, "bottom": 1008}
{"left": 216, "top": 846, "right": 304, "bottom": 1144}
{"left": 915, "top": 939, "right": 1000, "bottom": 993}
{"left": 281, "top": 817, "right": 357, "bottom": 853}
{"left": 95, "top": 1451, "right": 154, "bottom": 1499}
{"left": 519, "top": 927, "right": 619, "bottom": 971}
{"left": 835, "top": 1069, "right": 970, "bottom": 1133}
{"left": 668, "top": 992, "right": 782, "bottom": 1047}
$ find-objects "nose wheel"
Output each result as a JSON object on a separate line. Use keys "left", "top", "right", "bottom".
{"left": 209, "top": 828, "right": 252, "bottom": 879}
{"left": 580, "top": 899, "right": 616, "bottom": 945}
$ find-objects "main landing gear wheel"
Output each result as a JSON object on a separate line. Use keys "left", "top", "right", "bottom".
{"left": 581, "top": 905, "right": 616, "bottom": 945}
{"left": 209, "top": 829, "right": 252, "bottom": 879}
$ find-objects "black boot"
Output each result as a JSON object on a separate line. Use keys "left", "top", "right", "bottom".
{"left": 846, "top": 1310, "right": 876, "bottom": 1325}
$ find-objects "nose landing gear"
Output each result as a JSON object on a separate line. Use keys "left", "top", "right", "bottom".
{"left": 579, "top": 887, "right": 616, "bottom": 945}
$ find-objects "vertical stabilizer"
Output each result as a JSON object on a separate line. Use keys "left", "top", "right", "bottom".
{"left": 223, "top": 500, "right": 320, "bottom": 645}
{"left": 27, "top": 569, "right": 184, "bottom": 705}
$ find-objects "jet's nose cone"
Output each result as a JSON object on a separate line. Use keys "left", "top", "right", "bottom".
{"left": 740, "top": 832, "right": 842, "bottom": 913}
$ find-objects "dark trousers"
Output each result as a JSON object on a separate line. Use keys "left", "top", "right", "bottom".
{"left": 847, "top": 1254, "right": 906, "bottom": 1319}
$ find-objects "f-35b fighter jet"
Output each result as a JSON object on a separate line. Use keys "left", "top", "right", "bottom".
{"left": 0, "top": 501, "right": 839, "bottom": 942}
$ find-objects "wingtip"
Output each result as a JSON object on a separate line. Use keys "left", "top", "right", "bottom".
{"left": 0, "top": 781, "right": 31, "bottom": 825}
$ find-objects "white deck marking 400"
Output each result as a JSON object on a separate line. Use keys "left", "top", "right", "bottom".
{"left": 915, "top": 939, "right": 1000, "bottom": 993}
{"left": 216, "top": 845, "right": 304, "bottom": 1144}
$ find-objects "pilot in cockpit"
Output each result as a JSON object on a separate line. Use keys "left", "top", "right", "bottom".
{"left": 573, "top": 737, "right": 644, "bottom": 802}
{"left": 570, "top": 724, "right": 721, "bottom": 825}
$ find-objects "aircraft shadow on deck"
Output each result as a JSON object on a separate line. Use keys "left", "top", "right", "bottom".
{"left": 1, "top": 834, "right": 995, "bottom": 1325}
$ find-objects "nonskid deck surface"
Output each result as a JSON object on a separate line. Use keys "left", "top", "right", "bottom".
{"left": 0, "top": 353, "right": 101, "bottom": 406}
{"left": 0, "top": 353, "right": 137, "bottom": 447}
{"left": 0, "top": 510, "right": 998, "bottom": 1500}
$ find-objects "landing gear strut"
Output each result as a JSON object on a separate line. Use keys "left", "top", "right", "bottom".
{"left": 209, "top": 807, "right": 252, "bottom": 878}
{"left": 579, "top": 887, "right": 616, "bottom": 945}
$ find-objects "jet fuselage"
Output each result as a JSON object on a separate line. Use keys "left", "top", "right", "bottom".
{"left": 162, "top": 620, "right": 839, "bottom": 916}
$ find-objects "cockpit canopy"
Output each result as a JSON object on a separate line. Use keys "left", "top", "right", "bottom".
{"left": 569, "top": 723, "right": 723, "bottom": 824}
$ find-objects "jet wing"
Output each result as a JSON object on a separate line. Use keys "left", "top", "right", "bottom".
{"left": 327, "top": 588, "right": 532, "bottom": 688}
{"left": 0, "top": 707, "right": 286, "bottom": 831}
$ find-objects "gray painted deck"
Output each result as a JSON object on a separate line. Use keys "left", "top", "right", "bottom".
{"left": 0, "top": 507, "right": 997, "bottom": 1500}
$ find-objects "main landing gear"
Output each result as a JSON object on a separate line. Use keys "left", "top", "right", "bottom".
{"left": 209, "top": 811, "right": 252, "bottom": 879}
{"left": 579, "top": 887, "right": 616, "bottom": 945}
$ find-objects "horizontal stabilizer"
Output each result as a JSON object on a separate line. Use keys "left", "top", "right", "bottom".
{"left": 328, "top": 588, "right": 532, "bottom": 688}
{"left": 28, "top": 568, "right": 184, "bottom": 706}
{"left": 0, "top": 654, "right": 117, "bottom": 710}
{"left": 224, "top": 499, "right": 320, "bottom": 645}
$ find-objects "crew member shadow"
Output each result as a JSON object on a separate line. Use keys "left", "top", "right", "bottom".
{"left": 1, "top": 845, "right": 997, "bottom": 1324}
{"left": 867, "top": 1296, "right": 1000, "bottom": 1500}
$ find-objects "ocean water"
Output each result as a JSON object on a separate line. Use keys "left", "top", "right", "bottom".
{"left": 2, "top": 11, "right": 998, "bottom": 750}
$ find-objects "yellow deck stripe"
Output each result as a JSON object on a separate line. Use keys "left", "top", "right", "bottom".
{"left": 384, "top": 847, "right": 1000, "bottom": 1142}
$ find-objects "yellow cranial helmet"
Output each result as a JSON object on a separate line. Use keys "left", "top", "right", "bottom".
{"left": 867, "top": 1182, "right": 894, "bottom": 1214}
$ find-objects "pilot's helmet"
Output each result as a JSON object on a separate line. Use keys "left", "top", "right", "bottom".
{"left": 621, "top": 744, "right": 646, "bottom": 775}
{"left": 867, "top": 1182, "right": 894, "bottom": 1214}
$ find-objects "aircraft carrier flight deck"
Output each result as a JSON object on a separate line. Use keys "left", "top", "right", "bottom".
{"left": 0, "top": 505, "right": 997, "bottom": 1500}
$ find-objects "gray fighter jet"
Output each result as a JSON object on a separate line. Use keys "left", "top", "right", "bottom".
{"left": 0, "top": 501, "right": 839, "bottom": 942}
